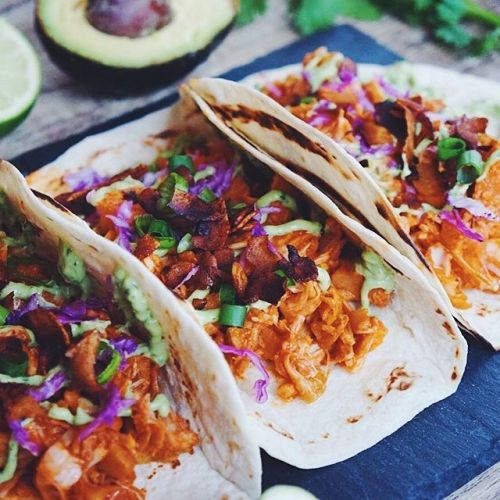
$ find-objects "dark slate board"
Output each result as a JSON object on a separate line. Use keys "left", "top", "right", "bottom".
{"left": 12, "top": 25, "right": 500, "bottom": 500}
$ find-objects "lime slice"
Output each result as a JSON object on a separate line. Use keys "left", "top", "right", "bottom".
{"left": 0, "top": 18, "right": 42, "bottom": 137}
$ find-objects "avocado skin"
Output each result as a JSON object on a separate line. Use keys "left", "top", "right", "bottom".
{"left": 35, "top": 17, "right": 233, "bottom": 94}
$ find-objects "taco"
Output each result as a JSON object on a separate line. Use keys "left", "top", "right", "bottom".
{"left": 0, "top": 161, "right": 261, "bottom": 498}
{"left": 27, "top": 89, "right": 466, "bottom": 468}
{"left": 186, "top": 52, "right": 500, "bottom": 350}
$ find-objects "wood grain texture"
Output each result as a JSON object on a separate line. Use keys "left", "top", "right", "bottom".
{"left": 0, "top": 3, "right": 498, "bottom": 496}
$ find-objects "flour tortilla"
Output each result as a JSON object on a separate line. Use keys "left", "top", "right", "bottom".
{"left": 1, "top": 161, "right": 261, "bottom": 499}
{"left": 188, "top": 70, "right": 500, "bottom": 351}
{"left": 27, "top": 90, "right": 466, "bottom": 469}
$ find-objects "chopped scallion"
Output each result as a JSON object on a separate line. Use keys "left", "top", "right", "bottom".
{"left": 219, "top": 304, "right": 247, "bottom": 327}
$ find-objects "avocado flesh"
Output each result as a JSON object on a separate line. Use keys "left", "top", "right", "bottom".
{"left": 37, "top": 0, "right": 236, "bottom": 69}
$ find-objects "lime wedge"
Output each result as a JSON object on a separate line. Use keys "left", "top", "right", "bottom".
{"left": 0, "top": 18, "right": 42, "bottom": 137}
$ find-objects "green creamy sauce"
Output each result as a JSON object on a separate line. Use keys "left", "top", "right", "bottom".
{"left": 305, "top": 51, "right": 343, "bottom": 92}
{"left": 113, "top": 268, "right": 167, "bottom": 366}
{"left": 58, "top": 242, "right": 91, "bottom": 297}
{"left": 70, "top": 320, "right": 111, "bottom": 338}
{"left": 196, "top": 308, "right": 220, "bottom": 325}
{"left": 0, "top": 373, "right": 44, "bottom": 385}
{"left": 355, "top": 250, "right": 395, "bottom": 310}
{"left": 0, "top": 281, "right": 73, "bottom": 301}
{"left": 48, "top": 406, "right": 93, "bottom": 426}
{"left": 264, "top": 220, "right": 322, "bottom": 237}
{"left": 86, "top": 177, "right": 143, "bottom": 206}
{"left": 0, "top": 440, "right": 18, "bottom": 484}
{"left": 256, "top": 190, "right": 298, "bottom": 212}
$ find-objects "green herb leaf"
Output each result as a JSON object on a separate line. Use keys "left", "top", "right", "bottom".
{"left": 337, "top": 0, "right": 382, "bottom": 20}
{"left": 289, "top": 0, "right": 339, "bottom": 35}
{"left": 237, "top": 0, "right": 267, "bottom": 25}
{"left": 198, "top": 188, "right": 217, "bottom": 203}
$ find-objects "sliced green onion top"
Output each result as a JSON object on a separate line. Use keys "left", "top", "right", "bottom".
{"left": 274, "top": 269, "right": 295, "bottom": 287}
{"left": 300, "top": 96, "right": 315, "bottom": 104}
{"left": 198, "top": 188, "right": 217, "bottom": 203}
{"left": 193, "top": 166, "right": 216, "bottom": 182}
{"left": 157, "top": 237, "right": 177, "bottom": 250}
{"left": 219, "top": 304, "right": 247, "bottom": 327}
{"left": 157, "top": 173, "right": 189, "bottom": 211}
{"left": 96, "top": 343, "right": 122, "bottom": 385}
{"left": 134, "top": 214, "right": 153, "bottom": 237}
{"left": 134, "top": 215, "right": 175, "bottom": 248}
{"left": 437, "top": 137, "right": 466, "bottom": 161}
{"left": 219, "top": 284, "right": 236, "bottom": 304}
{"left": 148, "top": 219, "right": 171, "bottom": 237}
{"left": 169, "top": 155, "right": 195, "bottom": 174}
{"left": 0, "top": 306, "right": 9, "bottom": 326}
{"left": 457, "top": 150, "right": 484, "bottom": 185}
{"left": 177, "top": 233, "right": 192, "bottom": 253}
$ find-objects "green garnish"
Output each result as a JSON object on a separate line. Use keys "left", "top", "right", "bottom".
{"left": 193, "top": 166, "right": 216, "bottom": 182}
{"left": 0, "top": 306, "right": 9, "bottom": 326}
{"left": 437, "top": 137, "right": 466, "bottom": 161}
{"left": 170, "top": 155, "right": 195, "bottom": 174}
{"left": 219, "top": 304, "right": 247, "bottom": 327}
{"left": 198, "top": 188, "right": 217, "bottom": 203}
{"left": 0, "top": 354, "right": 27, "bottom": 377}
{"left": 274, "top": 269, "right": 295, "bottom": 287}
{"left": 456, "top": 149, "right": 484, "bottom": 184}
{"left": 177, "top": 233, "right": 193, "bottom": 253}
{"left": 0, "top": 439, "right": 18, "bottom": 484}
{"left": 134, "top": 214, "right": 176, "bottom": 249}
{"left": 157, "top": 173, "right": 189, "bottom": 212}
{"left": 264, "top": 220, "right": 322, "bottom": 237}
{"left": 355, "top": 249, "right": 395, "bottom": 310}
{"left": 300, "top": 96, "right": 315, "bottom": 104}
{"left": 256, "top": 190, "right": 298, "bottom": 212}
{"left": 58, "top": 242, "right": 91, "bottom": 298}
{"left": 96, "top": 341, "right": 122, "bottom": 385}
{"left": 219, "top": 283, "right": 236, "bottom": 304}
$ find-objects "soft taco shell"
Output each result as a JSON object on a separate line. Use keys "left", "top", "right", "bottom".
{"left": 27, "top": 90, "right": 466, "bottom": 468}
{"left": 1, "top": 161, "right": 262, "bottom": 499}
{"left": 188, "top": 75, "right": 500, "bottom": 350}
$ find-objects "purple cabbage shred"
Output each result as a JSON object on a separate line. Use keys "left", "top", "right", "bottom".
{"left": 106, "top": 200, "right": 135, "bottom": 252}
{"left": 8, "top": 419, "right": 41, "bottom": 456}
{"left": 28, "top": 370, "right": 68, "bottom": 402}
{"left": 218, "top": 344, "right": 270, "bottom": 404}
{"left": 64, "top": 168, "right": 107, "bottom": 191}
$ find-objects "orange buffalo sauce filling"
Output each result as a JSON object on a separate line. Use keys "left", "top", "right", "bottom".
{"left": 262, "top": 47, "right": 500, "bottom": 308}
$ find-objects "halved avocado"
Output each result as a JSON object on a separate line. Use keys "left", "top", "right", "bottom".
{"left": 35, "top": 0, "right": 237, "bottom": 92}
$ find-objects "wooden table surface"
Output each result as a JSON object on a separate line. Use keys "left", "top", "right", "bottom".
{"left": 1, "top": 1, "right": 499, "bottom": 497}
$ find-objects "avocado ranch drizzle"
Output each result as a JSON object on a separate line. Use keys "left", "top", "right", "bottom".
{"left": 0, "top": 191, "right": 198, "bottom": 498}
{"left": 56, "top": 131, "right": 396, "bottom": 404}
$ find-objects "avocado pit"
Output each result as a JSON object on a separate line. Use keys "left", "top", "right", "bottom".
{"left": 87, "top": 0, "right": 171, "bottom": 38}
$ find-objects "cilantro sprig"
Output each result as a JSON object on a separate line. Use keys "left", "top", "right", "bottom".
{"left": 237, "top": 0, "right": 500, "bottom": 55}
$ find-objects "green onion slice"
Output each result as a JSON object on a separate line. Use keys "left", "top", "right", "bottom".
{"left": 177, "top": 234, "right": 193, "bottom": 253}
{"left": 437, "top": 137, "right": 466, "bottom": 161}
{"left": 198, "top": 188, "right": 217, "bottom": 203}
{"left": 157, "top": 237, "right": 177, "bottom": 250}
{"left": 96, "top": 342, "right": 122, "bottom": 385}
{"left": 169, "top": 155, "right": 195, "bottom": 174}
{"left": 219, "top": 304, "right": 247, "bottom": 327}
{"left": 219, "top": 284, "right": 236, "bottom": 304}
{"left": 0, "top": 306, "right": 9, "bottom": 326}
{"left": 457, "top": 150, "right": 484, "bottom": 185}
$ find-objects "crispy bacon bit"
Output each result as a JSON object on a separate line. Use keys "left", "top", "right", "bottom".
{"left": 66, "top": 331, "right": 101, "bottom": 395}
{"left": 412, "top": 146, "right": 447, "bottom": 208}
{"left": 452, "top": 115, "right": 488, "bottom": 148}
{"left": 134, "top": 234, "right": 160, "bottom": 261}
{"left": 243, "top": 236, "right": 281, "bottom": 271}
{"left": 244, "top": 271, "right": 285, "bottom": 305}
{"left": 26, "top": 310, "right": 71, "bottom": 353}
{"left": 396, "top": 97, "right": 434, "bottom": 164}
{"left": 279, "top": 245, "right": 318, "bottom": 283}
{"left": 161, "top": 261, "right": 197, "bottom": 291}
{"left": 0, "top": 326, "right": 40, "bottom": 376}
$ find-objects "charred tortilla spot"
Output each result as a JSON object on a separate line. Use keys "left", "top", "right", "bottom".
{"left": 455, "top": 347, "right": 460, "bottom": 358}
{"left": 387, "top": 366, "right": 415, "bottom": 392}
{"left": 34, "top": 190, "right": 72, "bottom": 214}
{"left": 212, "top": 104, "right": 333, "bottom": 162}
{"left": 323, "top": 433, "right": 330, "bottom": 439}
{"left": 443, "top": 321, "right": 457, "bottom": 339}
{"left": 265, "top": 421, "right": 294, "bottom": 440}
{"left": 347, "top": 415, "right": 363, "bottom": 424}
{"left": 153, "top": 129, "right": 179, "bottom": 140}
{"left": 451, "top": 367, "right": 459, "bottom": 380}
